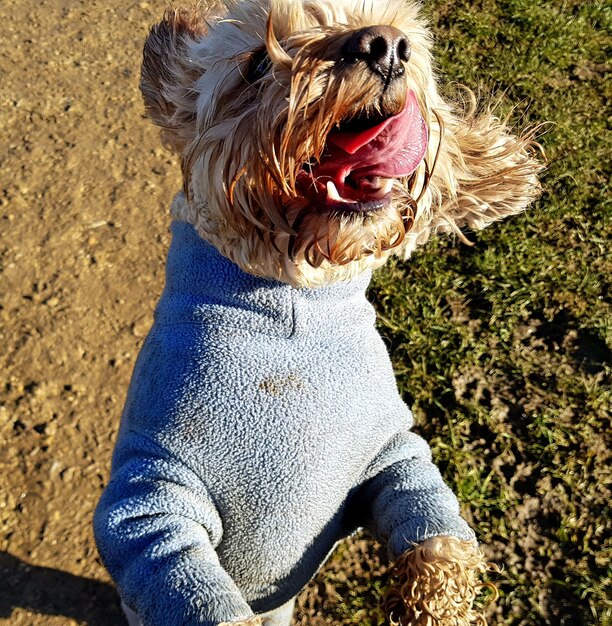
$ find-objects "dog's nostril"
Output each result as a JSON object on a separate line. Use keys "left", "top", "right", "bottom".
{"left": 343, "top": 25, "right": 410, "bottom": 81}
{"left": 369, "top": 36, "right": 388, "bottom": 62}
{"left": 397, "top": 38, "right": 410, "bottom": 62}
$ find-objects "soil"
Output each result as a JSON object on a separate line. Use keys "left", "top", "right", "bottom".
{"left": 1, "top": 1, "right": 179, "bottom": 623}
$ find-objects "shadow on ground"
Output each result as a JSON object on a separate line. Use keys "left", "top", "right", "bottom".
{"left": 0, "top": 552, "right": 125, "bottom": 625}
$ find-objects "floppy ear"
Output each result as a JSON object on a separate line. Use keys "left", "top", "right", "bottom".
{"left": 140, "top": 7, "right": 209, "bottom": 152}
{"left": 428, "top": 93, "right": 545, "bottom": 238}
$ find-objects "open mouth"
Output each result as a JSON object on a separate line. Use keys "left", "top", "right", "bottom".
{"left": 296, "top": 90, "right": 428, "bottom": 214}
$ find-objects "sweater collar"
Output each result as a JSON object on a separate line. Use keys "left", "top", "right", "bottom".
{"left": 155, "top": 221, "right": 374, "bottom": 337}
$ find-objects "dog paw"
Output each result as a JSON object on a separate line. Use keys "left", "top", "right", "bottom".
{"left": 383, "top": 536, "right": 498, "bottom": 625}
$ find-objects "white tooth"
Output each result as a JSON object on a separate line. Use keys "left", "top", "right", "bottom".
{"left": 382, "top": 178, "right": 394, "bottom": 194}
{"left": 372, "top": 178, "right": 395, "bottom": 199}
{"left": 326, "top": 180, "right": 343, "bottom": 202}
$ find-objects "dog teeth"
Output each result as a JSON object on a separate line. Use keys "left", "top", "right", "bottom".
{"left": 326, "top": 181, "right": 356, "bottom": 204}
{"left": 379, "top": 178, "right": 395, "bottom": 197}
{"left": 325, "top": 178, "right": 394, "bottom": 204}
{"left": 355, "top": 177, "right": 395, "bottom": 199}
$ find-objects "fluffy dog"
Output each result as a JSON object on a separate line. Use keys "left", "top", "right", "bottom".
{"left": 94, "top": 1, "right": 543, "bottom": 625}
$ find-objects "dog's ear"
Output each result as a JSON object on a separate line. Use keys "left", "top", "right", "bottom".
{"left": 140, "top": 7, "right": 209, "bottom": 152}
{"left": 429, "top": 94, "right": 545, "bottom": 238}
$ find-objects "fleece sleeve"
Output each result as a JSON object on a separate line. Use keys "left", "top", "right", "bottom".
{"left": 359, "top": 432, "right": 476, "bottom": 561}
{"left": 93, "top": 430, "right": 254, "bottom": 626}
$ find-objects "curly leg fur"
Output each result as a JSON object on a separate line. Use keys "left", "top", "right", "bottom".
{"left": 383, "top": 536, "right": 498, "bottom": 626}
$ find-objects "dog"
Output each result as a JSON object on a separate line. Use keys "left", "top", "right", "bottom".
{"left": 94, "top": 1, "right": 543, "bottom": 624}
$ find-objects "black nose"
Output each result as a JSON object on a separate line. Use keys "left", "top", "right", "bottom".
{"left": 342, "top": 25, "right": 410, "bottom": 81}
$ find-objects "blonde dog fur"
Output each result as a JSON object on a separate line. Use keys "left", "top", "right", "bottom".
{"left": 142, "top": 0, "right": 541, "bottom": 289}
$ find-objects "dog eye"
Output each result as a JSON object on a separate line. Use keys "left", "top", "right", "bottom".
{"left": 247, "top": 48, "right": 271, "bottom": 83}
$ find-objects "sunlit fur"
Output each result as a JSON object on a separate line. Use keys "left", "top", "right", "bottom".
{"left": 141, "top": 0, "right": 543, "bottom": 288}
{"left": 383, "top": 536, "right": 498, "bottom": 626}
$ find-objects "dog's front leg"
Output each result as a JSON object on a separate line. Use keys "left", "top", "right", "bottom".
{"left": 359, "top": 432, "right": 492, "bottom": 625}
{"left": 94, "top": 431, "right": 256, "bottom": 626}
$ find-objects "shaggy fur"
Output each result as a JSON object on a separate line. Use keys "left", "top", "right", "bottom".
{"left": 384, "top": 537, "right": 498, "bottom": 626}
{"left": 136, "top": 0, "right": 543, "bottom": 623}
{"left": 142, "top": 0, "right": 542, "bottom": 288}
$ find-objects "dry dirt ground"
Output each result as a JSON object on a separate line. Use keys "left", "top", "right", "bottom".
{"left": 1, "top": 1, "right": 183, "bottom": 623}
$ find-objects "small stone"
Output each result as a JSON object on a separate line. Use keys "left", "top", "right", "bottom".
{"left": 131, "top": 318, "right": 150, "bottom": 338}
{"left": 60, "top": 467, "right": 78, "bottom": 482}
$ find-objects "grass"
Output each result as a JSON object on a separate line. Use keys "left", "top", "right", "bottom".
{"left": 303, "top": 1, "right": 610, "bottom": 624}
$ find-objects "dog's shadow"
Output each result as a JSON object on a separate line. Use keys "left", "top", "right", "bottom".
{"left": 0, "top": 551, "right": 126, "bottom": 625}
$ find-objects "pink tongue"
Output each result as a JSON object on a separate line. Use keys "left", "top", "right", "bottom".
{"left": 328, "top": 115, "right": 396, "bottom": 155}
{"left": 314, "top": 90, "right": 427, "bottom": 182}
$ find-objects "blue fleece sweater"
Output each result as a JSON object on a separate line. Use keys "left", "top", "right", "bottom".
{"left": 94, "top": 221, "right": 475, "bottom": 626}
